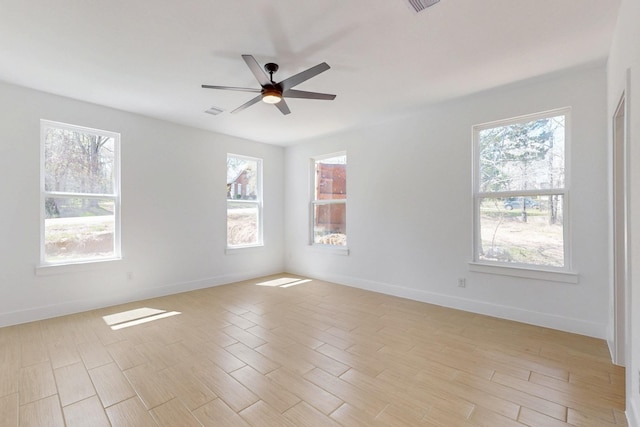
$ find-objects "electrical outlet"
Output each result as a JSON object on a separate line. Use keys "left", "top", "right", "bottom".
{"left": 458, "top": 278, "right": 466, "bottom": 288}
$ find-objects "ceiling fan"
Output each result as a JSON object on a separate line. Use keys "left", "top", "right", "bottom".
{"left": 202, "top": 54, "right": 336, "bottom": 115}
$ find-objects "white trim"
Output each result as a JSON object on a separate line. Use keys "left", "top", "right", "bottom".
{"left": 40, "top": 119, "right": 121, "bottom": 267}
{"left": 473, "top": 107, "right": 573, "bottom": 132}
{"left": 311, "top": 150, "right": 348, "bottom": 162}
{"left": 472, "top": 107, "right": 572, "bottom": 274}
{"left": 312, "top": 199, "right": 347, "bottom": 206}
{"left": 611, "top": 78, "right": 631, "bottom": 367}
{"left": 468, "top": 262, "right": 578, "bottom": 284}
{"left": 308, "top": 245, "right": 350, "bottom": 256}
{"left": 225, "top": 245, "right": 265, "bottom": 255}
{"left": 628, "top": 398, "right": 639, "bottom": 427}
{"left": 1, "top": 270, "right": 281, "bottom": 328}
{"left": 289, "top": 269, "right": 604, "bottom": 338}
{"left": 310, "top": 151, "right": 347, "bottom": 247}
{"left": 35, "top": 258, "right": 122, "bottom": 276}
{"left": 226, "top": 153, "right": 263, "bottom": 249}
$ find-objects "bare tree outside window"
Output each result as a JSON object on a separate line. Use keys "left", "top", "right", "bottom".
{"left": 474, "top": 110, "right": 568, "bottom": 268}
{"left": 41, "top": 121, "right": 120, "bottom": 264}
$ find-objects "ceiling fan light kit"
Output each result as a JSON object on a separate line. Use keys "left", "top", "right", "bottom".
{"left": 202, "top": 54, "right": 336, "bottom": 115}
{"left": 261, "top": 89, "right": 282, "bottom": 104}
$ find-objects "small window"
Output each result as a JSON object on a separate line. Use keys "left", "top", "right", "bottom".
{"left": 41, "top": 120, "right": 121, "bottom": 265}
{"left": 311, "top": 153, "right": 347, "bottom": 246}
{"left": 473, "top": 109, "right": 569, "bottom": 269}
{"left": 227, "top": 154, "right": 263, "bottom": 248}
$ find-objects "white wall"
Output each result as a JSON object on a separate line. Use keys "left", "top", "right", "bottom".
{"left": 608, "top": 0, "right": 640, "bottom": 424}
{"left": 284, "top": 65, "right": 609, "bottom": 339}
{"left": 0, "top": 82, "right": 284, "bottom": 327}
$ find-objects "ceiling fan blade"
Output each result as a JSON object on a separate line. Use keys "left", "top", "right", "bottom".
{"left": 274, "top": 98, "right": 291, "bottom": 115}
{"left": 230, "top": 94, "right": 262, "bottom": 114}
{"left": 283, "top": 89, "right": 336, "bottom": 100}
{"left": 242, "top": 54, "right": 271, "bottom": 87}
{"left": 279, "top": 62, "right": 330, "bottom": 91}
{"left": 201, "top": 84, "right": 261, "bottom": 93}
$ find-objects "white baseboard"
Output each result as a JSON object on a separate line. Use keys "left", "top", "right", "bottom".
{"left": 0, "top": 269, "right": 278, "bottom": 328}
{"left": 628, "top": 396, "right": 639, "bottom": 427}
{"left": 3, "top": 267, "right": 608, "bottom": 340}
{"left": 292, "top": 269, "right": 607, "bottom": 339}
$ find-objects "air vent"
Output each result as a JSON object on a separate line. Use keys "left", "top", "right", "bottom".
{"left": 405, "top": 0, "right": 440, "bottom": 13}
{"left": 204, "top": 106, "right": 224, "bottom": 116}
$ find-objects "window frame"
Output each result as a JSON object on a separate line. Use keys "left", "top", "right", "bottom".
{"left": 310, "top": 151, "right": 348, "bottom": 251}
{"left": 226, "top": 153, "right": 263, "bottom": 250}
{"left": 471, "top": 108, "right": 574, "bottom": 277}
{"left": 40, "top": 120, "right": 121, "bottom": 267}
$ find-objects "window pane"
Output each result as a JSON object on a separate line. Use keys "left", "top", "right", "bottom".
{"left": 313, "top": 203, "right": 346, "bottom": 246}
{"left": 44, "top": 197, "right": 115, "bottom": 262}
{"left": 315, "top": 155, "right": 347, "bottom": 200}
{"left": 227, "top": 157, "right": 258, "bottom": 200}
{"left": 479, "top": 115, "right": 565, "bottom": 192}
{"left": 44, "top": 127, "right": 115, "bottom": 194}
{"left": 478, "top": 195, "right": 564, "bottom": 267}
{"left": 227, "top": 202, "right": 259, "bottom": 246}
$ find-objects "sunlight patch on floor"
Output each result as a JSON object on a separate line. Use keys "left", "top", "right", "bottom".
{"left": 102, "top": 307, "right": 181, "bottom": 330}
{"left": 256, "top": 277, "right": 313, "bottom": 288}
{"left": 280, "top": 279, "right": 312, "bottom": 288}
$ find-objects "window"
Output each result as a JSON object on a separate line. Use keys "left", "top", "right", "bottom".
{"left": 473, "top": 108, "right": 569, "bottom": 270}
{"left": 311, "top": 153, "right": 347, "bottom": 246}
{"left": 227, "top": 154, "right": 262, "bottom": 248}
{"left": 41, "top": 120, "right": 120, "bottom": 265}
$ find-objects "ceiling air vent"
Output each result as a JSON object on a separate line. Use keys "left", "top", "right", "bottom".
{"left": 405, "top": 0, "right": 440, "bottom": 13}
{"left": 204, "top": 106, "right": 224, "bottom": 116}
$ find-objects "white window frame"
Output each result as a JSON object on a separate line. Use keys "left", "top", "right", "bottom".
{"left": 39, "top": 120, "right": 121, "bottom": 267}
{"left": 471, "top": 108, "right": 576, "bottom": 282}
{"left": 226, "top": 153, "right": 263, "bottom": 250}
{"left": 310, "top": 152, "right": 348, "bottom": 253}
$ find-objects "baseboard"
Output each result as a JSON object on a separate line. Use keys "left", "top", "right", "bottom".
{"left": 0, "top": 269, "right": 278, "bottom": 328}
{"left": 293, "top": 269, "right": 607, "bottom": 339}
{"left": 628, "top": 396, "right": 640, "bottom": 427}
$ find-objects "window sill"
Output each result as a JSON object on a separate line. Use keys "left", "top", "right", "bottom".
{"left": 226, "top": 244, "right": 264, "bottom": 255}
{"left": 36, "top": 257, "right": 122, "bottom": 276}
{"left": 309, "top": 245, "right": 350, "bottom": 256}
{"left": 468, "top": 262, "right": 578, "bottom": 284}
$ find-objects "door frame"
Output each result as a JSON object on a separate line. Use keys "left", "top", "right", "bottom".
{"left": 612, "top": 70, "right": 631, "bottom": 366}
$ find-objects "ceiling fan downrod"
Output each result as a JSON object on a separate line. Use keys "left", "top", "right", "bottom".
{"left": 264, "top": 63, "right": 279, "bottom": 83}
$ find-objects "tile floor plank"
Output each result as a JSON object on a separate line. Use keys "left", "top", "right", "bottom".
{"left": 105, "top": 396, "right": 158, "bottom": 427}
{"left": 88, "top": 362, "right": 136, "bottom": 408}
{"left": 0, "top": 393, "right": 18, "bottom": 427}
{"left": 19, "top": 395, "right": 65, "bottom": 427}
{"left": 62, "top": 395, "right": 111, "bottom": 427}
{"left": 18, "top": 362, "right": 57, "bottom": 405}
{"left": 53, "top": 361, "right": 96, "bottom": 407}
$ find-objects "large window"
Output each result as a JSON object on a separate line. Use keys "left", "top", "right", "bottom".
{"left": 311, "top": 153, "right": 347, "bottom": 246}
{"left": 227, "top": 154, "right": 262, "bottom": 248}
{"left": 41, "top": 120, "right": 120, "bottom": 265}
{"left": 473, "top": 109, "right": 569, "bottom": 269}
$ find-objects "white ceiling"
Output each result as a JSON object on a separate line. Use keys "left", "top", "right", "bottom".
{"left": 0, "top": 0, "right": 621, "bottom": 146}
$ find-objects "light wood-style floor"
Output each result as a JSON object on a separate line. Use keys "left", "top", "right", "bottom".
{"left": 0, "top": 274, "right": 627, "bottom": 426}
